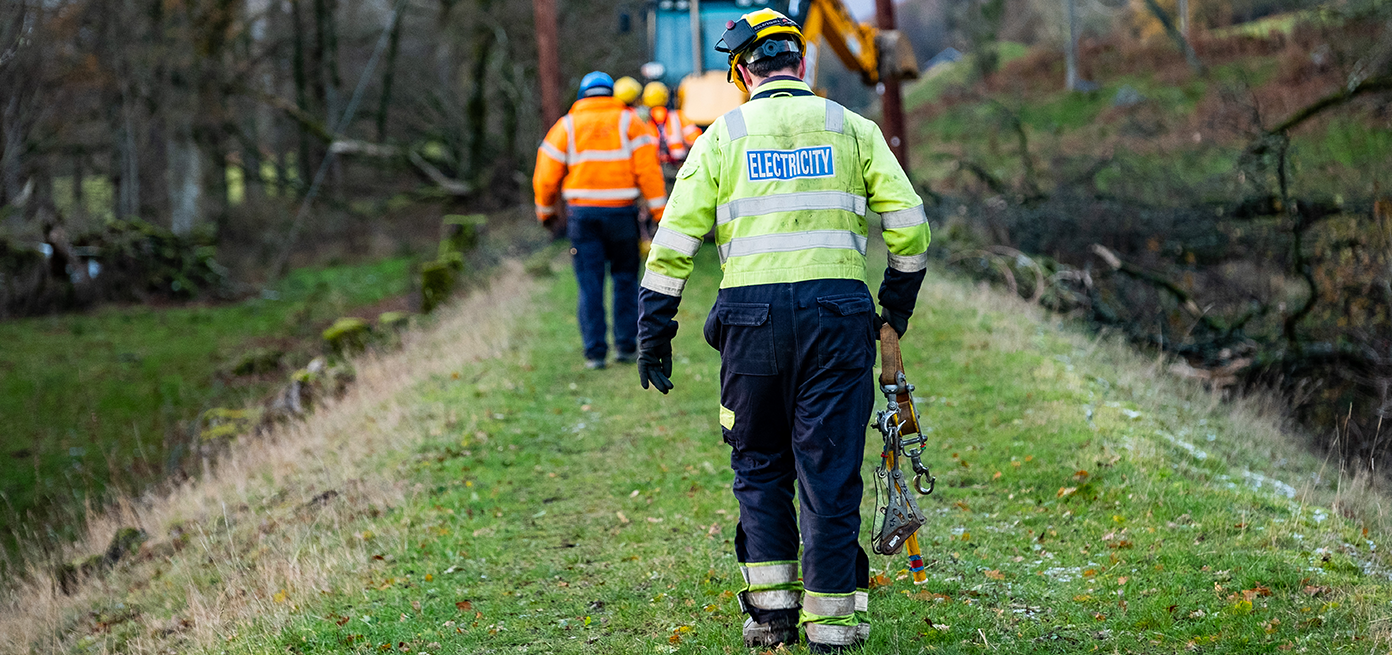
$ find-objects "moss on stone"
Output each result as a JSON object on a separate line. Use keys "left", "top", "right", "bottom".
{"left": 420, "top": 261, "right": 456, "bottom": 314}
{"left": 322, "top": 317, "right": 370, "bottom": 355}
{"left": 440, "top": 214, "right": 487, "bottom": 255}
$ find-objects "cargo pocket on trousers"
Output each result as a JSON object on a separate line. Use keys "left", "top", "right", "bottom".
{"left": 717, "top": 302, "right": 777, "bottom": 375}
{"left": 816, "top": 294, "right": 874, "bottom": 370}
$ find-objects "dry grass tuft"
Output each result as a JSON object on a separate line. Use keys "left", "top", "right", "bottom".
{"left": 0, "top": 263, "right": 537, "bottom": 653}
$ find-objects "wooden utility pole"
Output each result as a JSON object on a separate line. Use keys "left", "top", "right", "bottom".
{"left": 533, "top": 0, "right": 562, "bottom": 128}
{"left": 874, "top": 0, "right": 909, "bottom": 172}
{"left": 1065, "top": 0, "right": 1080, "bottom": 90}
{"left": 690, "top": 0, "right": 703, "bottom": 78}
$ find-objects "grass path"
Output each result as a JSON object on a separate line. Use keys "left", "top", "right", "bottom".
{"left": 9, "top": 251, "right": 1390, "bottom": 653}
{"left": 234, "top": 251, "right": 1387, "bottom": 654}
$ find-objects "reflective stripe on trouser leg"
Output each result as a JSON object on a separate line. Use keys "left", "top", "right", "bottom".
{"left": 737, "top": 561, "right": 802, "bottom": 611}
{"left": 801, "top": 592, "right": 858, "bottom": 646}
{"left": 855, "top": 589, "right": 870, "bottom": 642}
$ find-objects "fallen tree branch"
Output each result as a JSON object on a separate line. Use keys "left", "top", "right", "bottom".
{"left": 1266, "top": 76, "right": 1392, "bottom": 136}
{"left": 247, "top": 88, "right": 334, "bottom": 143}
{"left": 957, "top": 160, "right": 1010, "bottom": 196}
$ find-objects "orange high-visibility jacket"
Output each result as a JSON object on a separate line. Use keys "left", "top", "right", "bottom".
{"left": 649, "top": 107, "right": 703, "bottom": 162}
{"left": 534, "top": 97, "right": 667, "bottom": 222}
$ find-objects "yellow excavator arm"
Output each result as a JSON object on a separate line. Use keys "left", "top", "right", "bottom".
{"left": 802, "top": 0, "right": 921, "bottom": 89}
{"left": 802, "top": 0, "right": 884, "bottom": 86}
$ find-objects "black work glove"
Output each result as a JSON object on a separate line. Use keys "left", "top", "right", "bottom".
{"left": 877, "top": 310, "right": 909, "bottom": 338}
{"left": 638, "top": 340, "right": 675, "bottom": 394}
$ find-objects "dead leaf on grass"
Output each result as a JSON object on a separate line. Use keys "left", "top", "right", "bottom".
{"left": 910, "top": 590, "right": 952, "bottom": 602}
{"left": 985, "top": 569, "right": 1005, "bottom": 580}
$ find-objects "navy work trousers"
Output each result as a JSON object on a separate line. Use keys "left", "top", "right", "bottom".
{"left": 567, "top": 204, "right": 640, "bottom": 361}
{"left": 704, "top": 278, "right": 876, "bottom": 596}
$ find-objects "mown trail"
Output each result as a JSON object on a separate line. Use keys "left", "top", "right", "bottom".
{"left": 228, "top": 247, "right": 1389, "bottom": 654}
{"left": 13, "top": 246, "right": 1389, "bottom": 654}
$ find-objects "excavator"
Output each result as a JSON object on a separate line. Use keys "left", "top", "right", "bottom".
{"left": 641, "top": 0, "right": 920, "bottom": 128}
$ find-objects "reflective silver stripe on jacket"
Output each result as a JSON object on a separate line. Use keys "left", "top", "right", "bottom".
{"left": 725, "top": 107, "right": 748, "bottom": 140}
{"left": 570, "top": 149, "right": 632, "bottom": 163}
{"left": 880, "top": 205, "right": 927, "bottom": 229}
{"left": 646, "top": 196, "right": 667, "bottom": 209}
{"left": 825, "top": 100, "right": 845, "bottom": 134}
{"left": 719, "top": 230, "right": 868, "bottom": 261}
{"left": 854, "top": 590, "right": 868, "bottom": 613}
{"left": 888, "top": 251, "right": 929, "bottom": 273}
{"left": 803, "top": 594, "right": 856, "bottom": 617}
{"left": 618, "top": 110, "right": 632, "bottom": 154}
{"left": 745, "top": 589, "right": 801, "bottom": 610}
{"left": 562, "top": 111, "right": 639, "bottom": 165}
{"left": 804, "top": 623, "right": 857, "bottom": 646}
{"left": 535, "top": 204, "right": 556, "bottom": 216}
{"left": 563, "top": 115, "right": 576, "bottom": 162}
{"left": 640, "top": 270, "right": 687, "bottom": 297}
{"left": 715, "top": 191, "right": 867, "bottom": 226}
{"left": 651, "top": 226, "right": 703, "bottom": 256}
{"left": 563, "top": 187, "right": 640, "bottom": 201}
{"left": 539, "top": 141, "right": 566, "bottom": 164}
{"left": 740, "top": 562, "right": 798, "bottom": 586}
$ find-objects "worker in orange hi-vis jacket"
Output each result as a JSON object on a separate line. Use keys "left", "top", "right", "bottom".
{"left": 642, "top": 81, "right": 702, "bottom": 164}
{"left": 533, "top": 71, "right": 667, "bottom": 370}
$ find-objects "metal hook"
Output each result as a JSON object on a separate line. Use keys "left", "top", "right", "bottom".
{"left": 914, "top": 472, "right": 935, "bottom": 496}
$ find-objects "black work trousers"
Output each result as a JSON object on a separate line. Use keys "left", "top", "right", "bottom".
{"left": 704, "top": 278, "right": 876, "bottom": 596}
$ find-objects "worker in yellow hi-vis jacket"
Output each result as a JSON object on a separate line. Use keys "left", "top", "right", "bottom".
{"left": 633, "top": 9, "right": 931, "bottom": 654}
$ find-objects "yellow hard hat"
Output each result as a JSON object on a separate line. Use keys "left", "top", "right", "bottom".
{"left": 614, "top": 76, "right": 642, "bottom": 105}
{"left": 642, "top": 81, "right": 670, "bottom": 108}
{"left": 715, "top": 8, "right": 805, "bottom": 93}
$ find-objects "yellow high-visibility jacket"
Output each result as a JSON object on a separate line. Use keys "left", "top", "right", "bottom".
{"left": 534, "top": 97, "right": 667, "bottom": 222}
{"left": 640, "top": 78, "right": 929, "bottom": 297}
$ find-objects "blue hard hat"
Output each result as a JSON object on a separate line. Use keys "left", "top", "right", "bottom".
{"left": 578, "top": 71, "right": 614, "bottom": 99}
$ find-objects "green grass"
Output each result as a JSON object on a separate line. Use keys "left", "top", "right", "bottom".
{"left": 1209, "top": 12, "right": 1313, "bottom": 39}
{"left": 165, "top": 249, "right": 1390, "bottom": 654}
{"left": 904, "top": 42, "right": 1030, "bottom": 109}
{"left": 0, "top": 257, "right": 412, "bottom": 551}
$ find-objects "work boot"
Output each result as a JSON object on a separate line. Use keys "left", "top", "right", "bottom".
{"left": 585, "top": 359, "right": 606, "bottom": 370}
{"left": 742, "top": 615, "right": 798, "bottom": 647}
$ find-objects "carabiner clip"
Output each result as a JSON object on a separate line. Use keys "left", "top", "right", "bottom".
{"left": 914, "top": 472, "right": 935, "bottom": 496}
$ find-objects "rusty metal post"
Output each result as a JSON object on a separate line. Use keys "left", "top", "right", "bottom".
{"left": 874, "top": 0, "right": 909, "bottom": 173}
{"left": 534, "top": 0, "right": 563, "bottom": 128}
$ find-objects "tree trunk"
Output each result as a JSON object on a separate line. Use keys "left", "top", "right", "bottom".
{"left": 2, "top": 94, "right": 23, "bottom": 212}
{"left": 292, "top": 0, "right": 313, "bottom": 193}
{"left": 376, "top": 11, "right": 404, "bottom": 142}
{"left": 1065, "top": 0, "right": 1080, "bottom": 91}
{"left": 465, "top": 0, "right": 496, "bottom": 187}
{"left": 72, "top": 153, "right": 85, "bottom": 217}
{"left": 167, "top": 131, "right": 202, "bottom": 236}
{"left": 116, "top": 96, "right": 141, "bottom": 220}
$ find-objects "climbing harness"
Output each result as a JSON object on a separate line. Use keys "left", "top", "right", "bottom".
{"left": 871, "top": 324, "right": 934, "bottom": 582}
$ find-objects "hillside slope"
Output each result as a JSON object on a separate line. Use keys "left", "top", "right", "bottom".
{"left": 2, "top": 245, "right": 1389, "bottom": 653}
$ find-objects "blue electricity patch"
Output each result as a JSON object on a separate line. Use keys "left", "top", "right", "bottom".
{"left": 745, "top": 146, "right": 834, "bottom": 182}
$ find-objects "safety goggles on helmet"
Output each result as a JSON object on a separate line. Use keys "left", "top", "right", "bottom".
{"left": 716, "top": 8, "right": 805, "bottom": 93}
